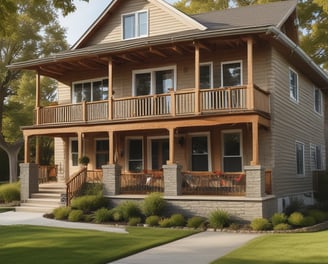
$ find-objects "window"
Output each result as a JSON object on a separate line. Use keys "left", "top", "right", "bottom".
{"left": 128, "top": 138, "right": 143, "bottom": 172}
{"left": 222, "top": 131, "right": 242, "bottom": 172}
{"left": 95, "top": 139, "right": 109, "bottom": 169}
{"left": 310, "top": 144, "right": 323, "bottom": 171}
{"left": 133, "top": 66, "right": 176, "bottom": 96}
{"left": 123, "top": 11, "right": 148, "bottom": 40}
{"left": 71, "top": 140, "right": 78, "bottom": 166}
{"left": 72, "top": 78, "right": 108, "bottom": 103}
{"left": 296, "top": 142, "right": 305, "bottom": 175}
{"left": 150, "top": 138, "right": 169, "bottom": 170}
{"left": 221, "top": 61, "right": 242, "bottom": 87}
{"left": 200, "top": 62, "right": 213, "bottom": 89}
{"left": 191, "top": 135, "right": 210, "bottom": 171}
{"left": 314, "top": 87, "right": 323, "bottom": 115}
{"left": 289, "top": 69, "right": 298, "bottom": 102}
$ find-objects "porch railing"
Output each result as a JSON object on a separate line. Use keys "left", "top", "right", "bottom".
{"left": 34, "top": 85, "right": 270, "bottom": 125}
{"left": 120, "top": 171, "right": 164, "bottom": 194}
{"left": 87, "top": 170, "right": 103, "bottom": 183}
{"left": 66, "top": 167, "right": 87, "bottom": 206}
{"left": 181, "top": 171, "right": 246, "bottom": 196}
{"left": 38, "top": 165, "right": 58, "bottom": 183}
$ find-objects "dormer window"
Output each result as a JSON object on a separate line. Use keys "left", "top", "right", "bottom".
{"left": 123, "top": 10, "right": 148, "bottom": 40}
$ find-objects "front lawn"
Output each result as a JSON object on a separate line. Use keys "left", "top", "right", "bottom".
{"left": 211, "top": 230, "right": 328, "bottom": 264}
{"left": 0, "top": 225, "right": 196, "bottom": 264}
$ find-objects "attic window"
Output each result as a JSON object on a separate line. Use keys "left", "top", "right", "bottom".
{"left": 123, "top": 10, "right": 148, "bottom": 40}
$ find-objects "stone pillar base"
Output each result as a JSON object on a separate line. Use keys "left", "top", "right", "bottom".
{"left": 163, "top": 163, "right": 182, "bottom": 196}
{"left": 19, "top": 163, "right": 39, "bottom": 202}
{"left": 245, "top": 165, "right": 265, "bottom": 198}
{"left": 102, "top": 164, "right": 121, "bottom": 196}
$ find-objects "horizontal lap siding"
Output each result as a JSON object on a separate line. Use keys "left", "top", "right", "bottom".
{"left": 271, "top": 48, "right": 325, "bottom": 197}
{"left": 86, "top": 0, "right": 195, "bottom": 46}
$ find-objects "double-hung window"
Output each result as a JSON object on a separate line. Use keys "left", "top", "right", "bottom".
{"left": 191, "top": 134, "right": 211, "bottom": 171}
{"left": 221, "top": 61, "right": 242, "bottom": 87}
{"left": 127, "top": 138, "right": 143, "bottom": 172}
{"left": 123, "top": 11, "right": 148, "bottom": 40}
{"left": 289, "top": 68, "right": 298, "bottom": 102}
{"left": 222, "top": 131, "right": 242, "bottom": 172}
{"left": 71, "top": 139, "right": 78, "bottom": 166}
{"left": 95, "top": 139, "right": 109, "bottom": 169}
{"left": 296, "top": 142, "right": 305, "bottom": 175}
{"left": 72, "top": 78, "right": 108, "bottom": 103}
{"left": 200, "top": 62, "right": 213, "bottom": 89}
{"left": 310, "top": 144, "right": 323, "bottom": 171}
{"left": 314, "top": 87, "right": 323, "bottom": 115}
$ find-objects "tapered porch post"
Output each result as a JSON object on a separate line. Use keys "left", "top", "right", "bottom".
{"left": 35, "top": 136, "right": 40, "bottom": 165}
{"left": 24, "top": 134, "right": 30, "bottom": 163}
{"left": 108, "top": 130, "right": 114, "bottom": 164}
{"left": 167, "top": 127, "right": 175, "bottom": 164}
{"left": 247, "top": 37, "right": 254, "bottom": 110}
{"left": 251, "top": 118, "right": 259, "bottom": 166}
{"left": 35, "top": 72, "right": 41, "bottom": 125}
{"left": 77, "top": 132, "right": 83, "bottom": 161}
{"left": 108, "top": 56, "right": 113, "bottom": 120}
{"left": 194, "top": 42, "right": 200, "bottom": 114}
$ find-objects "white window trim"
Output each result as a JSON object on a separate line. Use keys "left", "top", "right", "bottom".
{"left": 200, "top": 61, "right": 214, "bottom": 89}
{"left": 220, "top": 60, "right": 243, "bottom": 87}
{"left": 72, "top": 77, "right": 108, "bottom": 103}
{"left": 314, "top": 87, "right": 323, "bottom": 116}
{"left": 125, "top": 136, "right": 144, "bottom": 172}
{"left": 122, "top": 10, "right": 149, "bottom": 40}
{"left": 221, "top": 129, "right": 243, "bottom": 172}
{"left": 189, "top": 132, "right": 212, "bottom": 171}
{"left": 289, "top": 68, "right": 299, "bottom": 103}
{"left": 296, "top": 141, "right": 305, "bottom": 177}
{"left": 147, "top": 135, "right": 169, "bottom": 171}
{"left": 132, "top": 65, "right": 177, "bottom": 96}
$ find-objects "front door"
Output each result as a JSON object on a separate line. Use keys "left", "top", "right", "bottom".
{"left": 150, "top": 138, "right": 169, "bottom": 170}
{"left": 222, "top": 131, "right": 242, "bottom": 172}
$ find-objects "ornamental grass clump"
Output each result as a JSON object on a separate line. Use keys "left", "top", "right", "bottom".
{"left": 128, "top": 217, "right": 142, "bottom": 226}
{"left": 70, "top": 194, "right": 107, "bottom": 213}
{"left": 143, "top": 192, "right": 166, "bottom": 217}
{"left": 159, "top": 218, "right": 172, "bottom": 228}
{"left": 117, "top": 201, "right": 142, "bottom": 222}
{"left": 271, "top": 213, "right": 287, "bottom": 227}
{"left": 208, "top": 209, "right": 230, "bottom": 231}
{"left": 93, "top": 208, "right": 112, "bottom": 223}
{"left": 273, "top": 223, "right": 290, "bottom": 231}
{"left": 187, "top": 216, "right": 206, "bottom": 229}
{"left": 308, "top": 209, "right": 327, "bottom": 223}
{"left": 53, "top": 207, "right": 71, "bottom": 220}
{"left": 169, "top": 214, "right": 185, "bottom": 227}
{"left": 68, "top": 209, "right": 84, "bottom": 222}
{"left": 145, "top": 215, "right": 160, "bottom": 226}
{"left": 250, "top": 218, "right": 272, "bottom": 231}
{"left": 0, "top": 182, "right": 20, "bottom": 203}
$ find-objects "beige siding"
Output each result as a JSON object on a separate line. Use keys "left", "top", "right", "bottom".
{"left": 54, "top": 137, "right": 65, "bottom": 181}
{"left": 86, "top": 0, "right": 196, "bottom": 46}
{"left": 270, "top": 48, "right": 325, "bottom": 197}
{"left": 57, "top": 82, "right": 71, "bottom": 104}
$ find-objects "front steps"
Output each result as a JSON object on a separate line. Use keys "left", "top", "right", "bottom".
{"left": 16, "top": 182, "right": 66, "bottom": 213}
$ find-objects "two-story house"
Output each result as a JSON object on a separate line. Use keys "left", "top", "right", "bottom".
{"left": 10, "top": 0, "right": 328, "bottom": 220}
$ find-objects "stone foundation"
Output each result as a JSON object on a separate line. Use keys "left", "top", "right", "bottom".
{"left": 19, "top": 163, "right": 39, "bottom": 202}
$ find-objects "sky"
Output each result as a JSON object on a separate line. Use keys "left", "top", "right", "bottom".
{"left": 59, "top": 0, "right": 176, "bottom": 46}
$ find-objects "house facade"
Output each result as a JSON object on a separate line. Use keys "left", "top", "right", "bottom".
{"left": 11, "top": 0, "right": 328, "bottom": 221}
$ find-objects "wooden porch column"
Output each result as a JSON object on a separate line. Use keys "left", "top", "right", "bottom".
{"left": 167, "top": 127, "right": 175, "bottom": 164}
{"left": 35, "top": 136, "right": 40, "bottom": 164}
{"left": 194, "top": 43, "right": 200, "bottom": 114}
{"left": 108, "top": 130, "right": 114, "bottom": 164}
{"left": 108, "top": 56, "right": 113, "bottom": 120}
{"left": 35, "top": 72, "right": 41, "bottom": 125}
{"left": 77, "top": 132, "right": 83, "bottom": 160}
{"left": 24, "top": 135, "right": 30, "bottom": 163}
{"left": 251, "top": 119, "right": 259, "bottom": 165}
{"left": 247, "top": 37, "right": 254, "bottom": 110}
{"left": 63, "top": 137, "right": 70, "bottom": 181}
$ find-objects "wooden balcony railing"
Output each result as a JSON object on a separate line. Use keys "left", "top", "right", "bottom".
{"left": 182, "top": 171, "right": 246, "bottom": 196}
{"left": 35, "top": 85, "right": 270, "bottom": 125}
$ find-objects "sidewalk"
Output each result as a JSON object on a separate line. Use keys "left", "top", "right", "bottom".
{"left": 0, "top": 211, "right": 260, "bottom": 264}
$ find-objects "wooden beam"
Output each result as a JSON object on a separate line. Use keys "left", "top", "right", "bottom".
{"left": 194, "top": 43, "right": 200, "bottom": 114}
{"left": 39, "top": 66, "right": 63, "bottom": 76}
{"left": 149, "top": 47, "right": 166, "bottom": 57}
{"left": 24, "top": 135, "right": 30, "bottom": 163}
{"left": 171, "top": 46, "right": 183, "bottom": 55}
{"left": 168, "top": 127, "right": 175, "bottom": 164}
{"left": 116, "top": 54, "right": 139, "bottom": 63}
{"left": 198, "top": 42, "right": 212, "bottom": 52}
{"left": 251, "top": 118, "right": 259, "bottom": 165}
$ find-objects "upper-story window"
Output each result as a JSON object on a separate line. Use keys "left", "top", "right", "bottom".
{"left": 200, "top": 62, "right": 213, "bottom": 89}
{"left": 289, "top": 68, "right": 299, "bottom": 102}
{"left": 123, "top": 10, "right": 148, "bottom": 40}
{"left": 221, "top": 61, "right": 242, "bottom": 87}
{"left": 72, "top": 78, "right": 108, "bottom": 103}
{"left": 314, "top": 87, "right": 323, "bottom": 115}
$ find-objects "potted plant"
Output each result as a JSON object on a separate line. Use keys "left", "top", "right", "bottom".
{"left": 79, "top": 156, "right": 90, "bottom": 167}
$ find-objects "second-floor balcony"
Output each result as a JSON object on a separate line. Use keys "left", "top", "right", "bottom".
{"left": 35, "top": 85, "right": 270, "bottom": 126}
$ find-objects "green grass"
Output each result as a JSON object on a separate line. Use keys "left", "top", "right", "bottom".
{"left": 0, "top": 226, "right": 196, "bottom": 264}
{"left": 211, "top": 230, "right": 328, "bottom": 264}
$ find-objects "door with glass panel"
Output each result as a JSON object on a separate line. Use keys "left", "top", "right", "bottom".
{"left": 150, "top": 138, "right": 169, "bottom": 170}
{"left": 222, "top": 131, "right": 242, "bottom": 172}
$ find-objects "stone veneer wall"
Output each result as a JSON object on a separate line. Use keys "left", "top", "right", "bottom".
{"left": 19, "top": 163, "right": 39, "bottom": 201}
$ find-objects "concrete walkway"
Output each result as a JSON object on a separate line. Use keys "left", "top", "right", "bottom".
{"left": 0, "top": 211, "right": 260, "bottom": 264}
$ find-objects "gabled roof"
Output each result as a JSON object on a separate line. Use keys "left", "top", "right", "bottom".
{"left": 192, "top": 0, "right": 297, "bottom": 30}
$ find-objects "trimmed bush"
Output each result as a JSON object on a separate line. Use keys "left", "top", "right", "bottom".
{"left": 271, "top": 213, "right": 287, "bottom": 226}
{"left": 169, "top": 214, "right": 185, "bottom": 227}
{"left": 143, "top": 192, "right": 166, "bottom": 217}
{"left": 187, "top": 216, "right": 206, "bottom": 229}
{"left": 159, "top": 218, "right": 172, "bottom": 228}
{"left": 273, "top": 223, "right": 290, "bottom": 231}
{"left": 81, "top": 183, "right": 103, "bottom": 196}
{"left": 288, "top": 212, "right": 304, "bottom": 227}
{"left": 250, "top": 218, "right": 272, "bottom": 231}
{"left": 68, "top": 209, "right": 84, "bottom": 222}
{"left": 53, "top": 207, "right": 71, "bottom": 220}
{"left": 117, "top": 201, "right": 142, "bottom": 221}
{"left": 145, "top": 215, "right": 160, "bottom": 226}
{"left": 208, "top": 209, "right": 230, "bottom": 230}
{"left": 93, "top": 208, "right": 112, "bottom": 223}
{"left": 308, "top": 209, "right": 327, "bottom": 223}
{"left": 70, "top": 195, "right": 107, "bottom": 213}
{"left": 111, "top": 208, "right": 123, "bottom": 222}
{"left": 284, "top": 198, "right": 305, "bottom": 215}
{"left": 301, "top": 216, "right": 316, "bottom": 227}
{"left": 0, "top": 182, "right": 20, "bottom": 203}
{"left": 128, "top": 217, "right": 142, "bottom": 226}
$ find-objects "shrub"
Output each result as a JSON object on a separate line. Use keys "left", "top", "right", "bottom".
{"left": 208, "top": 209, "right": 230, "bottom": 230}
{"left": 301, "top": 216, "right": 316, "bottom": 227}
{"left": 271, "top": 213, "right": 287, "bottom": 226}
{"left": 111, "top": 208, "right": 123, "bottom": 222}
{"left": 159, "top": 218, "right": 172, "bottom": 228}
{"left": 68, "top": 210, "right": 84, "bottom": 222}
{"left": 145, "top": 215, "right": 160, "bottom": 226}
{"left": 117, "top": 201, "right": 142, "bottom": 221}
{"left": 93, "top": 208, "right": 112, "bottom": 223}
{"left": 71, "top": 195, "right": 107, "bottom": 213}
{"left": 308, "top": 209, "right": 327, "bottom": 223}
{"left": 0, "top": 182, "right": 20, "bottom": 203}
{"left": 250, "top": 218, "right": 272, "bottom": 231}
{"left": 53, "top": 207, "right": 71, "bottom": 220}
{"left": 128, "top": 217, "right": 142, "bottom": 226}
{"left": 284, "top": 198, "right": 305, "bottom": 215}
{"left": 187, "top": 216, "right": 206, "bottom": 229}
{"left": 273, "top": 223, "right": 290, "bottom": 231}
{"left": 81, "top": 183, "right": 103, "bottom": 196}
{"left": 143, "top": 192, "right": 166, "bottom": 217}
{"left": 288, "top": 212, "right": 304, "bottom": 227}
{"left": 169, "top": 214, "right": 185, "bottom": 227}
